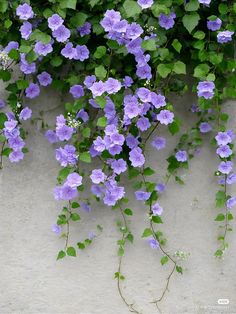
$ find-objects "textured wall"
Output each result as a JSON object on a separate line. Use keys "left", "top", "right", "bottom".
{"left": 0, "top": 84, "right": 236, "bottom": 314}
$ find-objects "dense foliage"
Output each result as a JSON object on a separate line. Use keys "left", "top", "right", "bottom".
{"left": 0, "top": 0, "right": 235, "bottom": 311}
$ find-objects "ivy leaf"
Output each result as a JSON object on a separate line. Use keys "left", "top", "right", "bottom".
{"left": 0, "top": 0, "right": 8, "bottom": 13}
{"left": 57, "top": 250, "right": 66, "bottom": 260}
{"left": 176, "top": 265, "right": 183, "bottom": 274}
{"left": 157, "top": 63, "right": 172, "bottom": 78}
{"left": 142, "top": 228, "right": 152, "bottom": 238}
{"left": 95, "top": 65, "right": 107, "bottom": 79}
{"left": 57, "top": 167, "right": 70, "bottom": 183}
{"left": 97, "top": 116, "right": 107, "bottom": 127}
{"left": 79, "top": 152, "right": 91, "bottom": 163}
{"left": 173, "top": 61, "right": 186, "bottom": 75}
{"left": 30, "top": 30, "right": 51, "bottom": 44}
{"left": 94, "top": 46, "right": 106, "bottom": 59}
{"left": 182, "top": 13, "right": 200, "bottom": 33}
{"left": 143, "top": 167, "right": 155, "bottom": 176}
{"left": 0, "top": 112, "right": 7, "bottom": 129}
{"left": 67, "top": 246, "right": 77, "bottom": 257}
{"left": 70, "top": 12, "right": 87, "bottom": 27}
{"left": 215, "top": 213, "right": 225, "bottom": 221}
{"left": 141, "top": 39, "right": 156, "bottom": 51}
{"left": 168, "top": 118, "right": 181, "bottom": 135}
{"left": 95, "top": 96, "right": 106, "bottom": 108}
{"left": 0, "top": 70, "right": 11, "bottom": 82}
{"left": 71, "top": 213, "right": 81, "bottom": 221}
{"left": 123, "top": 0, "right": 141, "bottom": 18}
{"left": 152, "top": 216, "right": 163, "bottom": 224}
{"left": 172, "top": 39, "right": 182, "bottom": 53}
{"left": 161, "top": 256, "right": 169, "bottom": 265}
{"left": 60, "top": 0, "right": 77, "bottom": 9}
{"left": 185, "top": 0, "right": 199, "bottom": 11}
{"left": 71, "top": 202, "right": 80, "bottom": 208}
{"left": 193, "top": 63, "right": 210, "bottom": 79}
{"left": 124, "top": 208, "right": 133, "bottom": 216}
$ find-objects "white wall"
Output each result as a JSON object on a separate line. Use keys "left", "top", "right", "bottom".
{"left": 0, "top": 85, "right": 236, "bottom": 314}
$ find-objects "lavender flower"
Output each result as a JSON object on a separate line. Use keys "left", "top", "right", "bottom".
{"left": 148, "top": 237, "right": 159, "bottom": 249}
{"left": 61, "top": 42, "right": 76, "bottom": 59}
{"left": 105, "top": 78, "right": 121, "bottom": 94}
{"left": 175, "top": 150, "right": 188, "bottom": 162}
{"left": 137, "top": 87, "right": 151, "bottom": 102}
{"left": 135, "top": 190, "right": 151, "bottom": 201}
{"left": 89, "top": 81, "right": 105, "bottom": 97}
{"left": 123, "top": 76, "right": 133, "bottom": 88}
{"left": 199, "top": 122, "right": 212, "bottom": 133}
{"left": 159, "top": 13, "right": 176, "bottom": 30}
{"left": 151, "top": 93, "right": 166, "bottom": 108}
{"left": 156, "top": 183, "right": 166, "bottom": 193}
{"left": 66, "top": 173, "right": 82, "bottom": 188}
{"left": 137, "top": 117, "right": 151, "bottom": 131}
{"left": 74, "top": 45, "right": 89, "bottom": 61}
{"left": 37, "top": 72, "right": 52, "bottom": 86}
{"left": 56, "top": 125, "right": 73, "bottom": 141}
{"left": 218, "top": 161, "right": 233, "bottom": 174}
{"left": 34, "top": 42, "right": 53, "bottom": 56}
{"left": 197, "top": 81, "right": 215, "bottom": 99}
{"left": 90, "top": 169, "right": 106, "bottom": 184}
{"left": 77, "top": 22, "right": 91, "bottom": 36}
{"left": 156, "top": 110, "right": 174, "bottom": 125}
{"left": 151, "top": 137, "right": 166, "bottom": 150}
{"left": 53, "top": 25, "right": 71, "bottom": 42}
{"left": 52, "top": 224, "right": 62, "bottom": 234}
{"left": 111, "top": 158, "right": 127, "bottom": 174}
{"left": 48, "top": 14, "right": 64, "bottom": 31}
{"left": 215, "top": 132, "right": 232, "bottom": 146}
{"left": 16, "top": 3, "right": 34, "bottom": 20}
{"left": 226, "top": 173, "right": 236, "bottom": 185}
{"left": 216, "top": 145, "right": 232, "bottom": 158}
{"left": 226, "top": 197, "right": 236, "bottom": 209}
{"left": 152, "top": 202, "right": 163, "bottom": 216}
{"left": 84, "top": 75, "right": 96, "bottom": 88}
{"left": 55, "top": 145, "right": 78, "bottom": 167}
{"left": 129, "top": 147, "right": 145, "bottom": 167}
{"left": 137, "top": 0, "right": 154, "bottom": 9}
{"left": 198, "top": 0, "right": 211, "bottom": 5}
{"left": 126, "top": 23, "right": 143, "bottom": 40}
{"left": 69, "top": 85, "right": 84, "bottom": 99}
{"left": 60, "top": 185, "right": 79, "bottom": 200}
{"left": 19, "top": 107, "right": 32, "bottom": 121}
{"left": 20, "top": 21, "right": 32, "bottom": 40}
{"left": 217, "top": 31, "right": 234, "bottom": 44}
{"left": 0, "top": 99, "right": 6, "bottom": 109}
{"left": 45, "top": 130, "right": 58, "bottom": 144}
{"left": 207, "top": 18, "right": 222, "bottom": 31}
{"left": 9, "top": 150, "right": 24, "bottom": 163}
{"left": 25, "top": 83, "right": 40, "bottom": 99}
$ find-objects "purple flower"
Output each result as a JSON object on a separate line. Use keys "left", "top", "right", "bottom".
{"left": 156, "top": 183, "right": 166, "bottom": 193}
{"left": 126, "top": 23, "right": 143, "bottom": 40}
{"left": 61, "top": 42, "right": 76, "bottom": 59}
{"left": 156, "top": 110, "right": 174, "bottom": 125}
{"left": 53, "top": 25, "right": 70, "bottom": 42}
{"left": 20, "top": 55, "right": 36, "bottom": 74}
{"left": 16, "top": 3, "right": 34, "bottom": 20}
{"left": 151, "top": 93, "right": 166, "bottom": 108}
{"left": 226, "top": 173, "right": 236, "bottom": 185}
{"left": 199, "top": 122, "right": 212, "bottom": 133}
{"left": 0, "top": 99, "right": 6, "bottom": 109}
{"left": 218, "top": 161, "right": 233, "bottom": 174}
{"left": 137, "top": 117, "right": 151, "bottom": 131}
{"left": 80, "top": 201, "right": 92, "bottom": 213}
{"left": 48, "top": 14, "right": 64, "bottom": 31}
{"left": 75, "top": 45, "right": 89, "bottom": 61}
{"left": 123, "top": 76, "right": 133, "bottom": 88}
{"left": 151, "top": 137, "right": 166, "bottom": 150}
{"left": 84, "top": 75, "right": 96, "bottom": 88}
{"left": 152, "top": 202, "right": 163, "bottom": 216}
{"left": 9, "top": 150, "right": 24, "bottom": 163}
{"left": 19, "top": 107, "right": 32, "bottom": 121}
{"left": 137, "top": 0, "right": 154, "bottom": 9}
{"left": 198, "top": 0, "right": 211, "bottom": 5}
{"left": 207, "top": 18, "right": 222, "bottom": 31}
{"left": 105, "top": 78, "right": 121, "bottom": 94}
{"left": 175, "top": 150, "right": 188, "bottom": 162}
{"left": 215, "top": 132, "right": 232, "bottom": 146}
{"left": 66, "top": 173, "right": 82, "bottom": 188}
{"left": 37, "top": 72, "right": 52, "bottom": 86}
{"left": 216, "top": 145, "right": 232, "bottom": 158}
{"left": 148, "top": 237, "right": 159, "bottom": 249}
{"left": 20, "top": 21, "right": 32, "bottom": 40}
{"left": 135, "top": 190, "right": 151, "bottom": 201}
{"left": 126, "top": 134, "right": 139, "bottom": 149}
{"left": 227, "top": 197, "right": 236, "bottom": 209}
{"left": 197, "top": 81, "right": 215, "bottom": 99}
{"left": 55, "top": 145, "right": 78, "bottom": 167}
{"left": 8, "top": 137, "right": 25, "bottom": 151}
{"left": 25, "top": 83, "right": 40, "bottom": 99}
{"left": 45, "top": 130, "right": 58, "bottom": 144}
{"left": 76, "top": 109, "right": 89, "bottom": 122}
{"left": 91, "top": 184, "right": 104, "bottom": 198}
{"left": 137, "top": 87, "right": 151, "bottom": 102}
{"left": 159, "top": 13, "right": 176, "bottom": 30}
{"left": 56, "top": 125, "right": 73, "bottom": 141}
{"left": 52, "top": 224, "right": 62, "bottom": 234}
{"left": 111, "top": 159, "right": 127, "bottom": 174}
{"left": 60, "top": 185, "right": 79, "bottom": 200}
{"left": 126, "top": 37, "right": 142, "bottom": 54}
{"left": 77, "top": 22, "right": 91, "bottom": 36}
{"left": 4, "top": 41, "right": 19, "bottom": 54}
{"left": 90, "top": 169, "right": 106, "bottom": 184}
{"left": 89, "top": 81, "right": 105, "bottom": 97}
{"left": 129, "top": 147, "right": 145, "bottom": 167}
{"left": 217, "top": 31, "right": 234, "bottom": 44}
{"left": 34, "top": 41, "right": 53, "bottom": 56}
{"left": 70, "top": 85, "right": 84, "bottom": 99}
{"left": 4, "top": 120, "right": 17, "bottom": 131}
{"left": 136, "top": 64, "right": 152, "bottom": 80}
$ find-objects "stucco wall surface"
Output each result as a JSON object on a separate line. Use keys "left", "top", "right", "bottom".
{"left": 0, "top": 84, "right": 236, "bottom": 314}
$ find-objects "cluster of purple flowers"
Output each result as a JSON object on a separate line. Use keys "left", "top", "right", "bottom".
{"left": 197, "top": 81, "right": 215, "bottom": 99}
{"left": 216, "top": 131, "right": 233, "bottom": 159}
{"left": 100, "top": 10, "right": 152, "bottom": 80}
{"left": 54, "top": 172, "right": 82, "bottom": 201}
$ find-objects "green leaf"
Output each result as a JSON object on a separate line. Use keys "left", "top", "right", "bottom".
{"left": 60, "top": 0, "right": 77, "bottom": 9}
{"left": 172, "top": 39, "right": 182, "bottom": 53}
{"left": 77, "top": 242, "right": 85, "bottom": 250}
{"left": 67, "top": 246, "right": 77, "bottom": 257}
{"left": 123, "top": 0, "right": 141, "bottom": 18}
{"left": 182, "top": 13, "right": 200, "bottom": 33}
{"left": 161, "top": 256, "right": 169, "bottom": 265}
{"left": 128, "top": 168, "right": 140, "bottom": 179}
{"left": 95, "top": 96, "right": 106, "bottom": 108}
{"left": 185, "top": 0, "right": 199, "bottom": 11}
{"left": 0, "top": 113, "right": 7, "bottom": 129}
{"left": 173, "top": 61, "right": 186, "bottom": 75}
{"left": 79, "top": 152, "right": 91, "bottom": 163}
{"left": 193, "top": 31, "right": 205, "bottom": 40}
{"left": 193, "top": 63, "right": 210, "bottom": 79}
{"left": 124, "top": 208, "right": 133, "bottom": 216}
{"left": 126, "top": 233, "right": 134, "bottom": 243}
{"left": 227, "top": 212, "right": 233, "bottom": 221}
{"left": 0, "top": 70, "right": 11, "bottom": 82}
{"left": 215, "top": 249, "right": 223, "bottom": 257}
{"left": 157, "top": 63, "right": 172, "bottom": 78}
{"left": 168, "top": 119, "right": 181, "bottom": 135}
{"left": 0, "top": 135, "right": 5, "bottom": 142}
{"left": 4, "top": 19, "right": 12, "bottom": 29}
{"left": 0, "top": 0, "right": 8, "bottom": 13}
{"left": 94, "top": 46, "right": 106, "bottom": 59}
{"left": 71, "top": 213, "right": 81, "bottom": 221}
{"left": 215, "top": 213, "right": 225, "bottom": 221}
{"left": 141, "top": 39, "right": 156, "bottom": 51}
{"left": 118, "top": 246, "right": 124, "bottom": 256}
{"left": 143, "top": 167, "right": 155, "bottom": 176}
{"left": 16, "top": 79, "right": 29, "bottom": 90}
{"left": 176, "top": 265, "right": 183, "bottom": 274}
{"left": 151, "top": 3, "right": 169, "bottom": 16}
{"left": 152, "top": 216, "right": 163, "bottom": 224}
{"left": 30, "top": 30, "right": 51, "bottom": 44}
{"left": 97, "top": 116, "right": 107, "bottom": 127}
{"left": 72, "top": 202, "right": 80, "bottom": 208}
{"left": 142, "top": 228, "right": 153, "bottom": 238}
{"left": 82, "top": 127, "right": 91, "bottom": 138}
{"left": 8, "top": 49, "right": 19, "bottom": 61}
{"left": 57, "top": 250, "right": 66, "bottom": 260}
{"left": 50, "top": 56, "right": 63, "bottom": 67}
{"left": 215, "top": 191, "right": 226, "bottom": 208}
{"left": 95, "top": 65, "right": 107, "bottom": 80}
{"left": 57, "top": 167, "right": 70, "bottom": 183}
{"left": 2, "top": 148, "right": 11, "bottom": 157}
{"left": 218, "top": 3, "right": 228, "bottom": 14}
{"left": 70, "top": 12, "right": 87, "bottom": 27}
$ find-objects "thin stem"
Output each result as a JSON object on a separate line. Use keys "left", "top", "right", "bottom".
{"left": 222, "top": 174, "right": 229, "bottom": 247}
{"left": 143, "top": 121, "right": 160, "bottom": 148}
{"left": 64, "top": 201, "right": 72, "bottom": 251}
{"left": 0, "top": 140, "right": 6, "bottom": 170}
